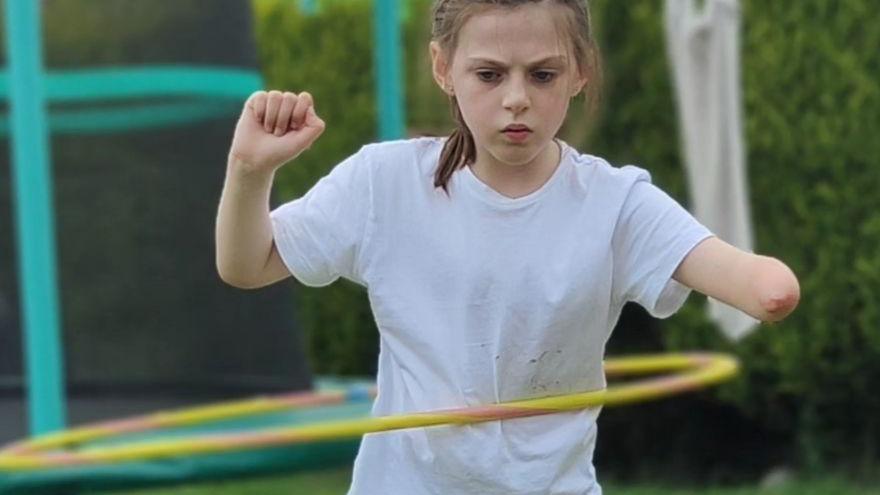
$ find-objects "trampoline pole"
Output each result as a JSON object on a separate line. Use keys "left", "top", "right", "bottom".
{"left": 3, "top": 0, "right": 67, "bottom": 434}
{"left": 300, "top": 0, "right": 316, "bottom": 15}
{"left": 373, "top": 0, "right": 405, "bottom": 140}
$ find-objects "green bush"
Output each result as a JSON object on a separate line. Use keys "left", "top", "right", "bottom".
{"left": 253, "top": 0, "right": 880, "bottom": 476}
{"left": 253, "top": 0, "right": 381, "bottom": 375}
{"left": 735, "top": 0, "right": 880, "bottom": 474}
{"left": 588, "top": 0, "right": 880, "bottom": 477}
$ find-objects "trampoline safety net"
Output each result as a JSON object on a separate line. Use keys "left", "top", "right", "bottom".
{"left": 0, "top": 0, "right": 312, "bottom": 444}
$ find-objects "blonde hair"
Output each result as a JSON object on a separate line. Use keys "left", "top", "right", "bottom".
{"left": 431, "top": 0, "right": 603, "bottom": 193}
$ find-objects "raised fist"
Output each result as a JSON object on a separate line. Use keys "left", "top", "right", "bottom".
{"left": 228, "top": 90, "right": 326, "bottom": 173}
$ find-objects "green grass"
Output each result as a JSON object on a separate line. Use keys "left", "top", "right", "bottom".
{"left": 104, "top": 467, "right": 880, "bottom": 495}
{"left": 105, "top": 466, "right": 352, "bottom": 495}
{"left": 603, "top": 478, "right": 880, "bottom": 494}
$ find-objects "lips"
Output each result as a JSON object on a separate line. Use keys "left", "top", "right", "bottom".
{"left": 503, "top": 124, "right": 532, "bottom": 132}
{"left": 502, "top": 124, "right": 532, "bottom": 143}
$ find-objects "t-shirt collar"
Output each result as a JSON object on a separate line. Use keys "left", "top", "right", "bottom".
{"left": 459, "top": 139, "right": 572, "bottom": 209}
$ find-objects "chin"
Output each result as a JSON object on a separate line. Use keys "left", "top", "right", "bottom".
{"left": 513, "top": 156, "right": 542, "bottom": 168}
{"left": 494, "top": 141, "right": 546, "bottom": 164}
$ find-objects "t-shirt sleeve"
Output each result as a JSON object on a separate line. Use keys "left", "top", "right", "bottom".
{"left": 612, "top": 171, "right": 713, "bottom": 318}
{"left": 269, "top": 147, "right": 372, "bottom": 287}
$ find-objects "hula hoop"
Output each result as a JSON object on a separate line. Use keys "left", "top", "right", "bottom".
{"left": 0, "top": 352, "right": 738, "bottom": 472}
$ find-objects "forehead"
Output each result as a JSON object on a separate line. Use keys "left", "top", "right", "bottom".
{"left": 455, "top": 3, "right": 572, "bottom": 65}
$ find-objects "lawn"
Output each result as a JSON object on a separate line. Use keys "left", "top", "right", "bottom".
{"left": 104, "top": 466, "right": 880, "bottom": 495}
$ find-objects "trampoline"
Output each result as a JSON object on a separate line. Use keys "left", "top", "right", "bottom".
{"left": 0, "top": 0, "right": 312, "bottom": 450}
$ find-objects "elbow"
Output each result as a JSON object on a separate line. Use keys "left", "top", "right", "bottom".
{"left": 216, "top": 262, "right": 262, "bottom": 290}
{"left": 218, "top": 272, "right": 264, "bottom": 290}
{"left": 217, "top": 268, "right": 246, "bottom": 289}
{"left": 753, "top": 256, "right": 801, "bottom": 323}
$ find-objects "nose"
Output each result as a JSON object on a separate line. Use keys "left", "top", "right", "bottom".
{"left": 502, "top": 75, "right": 530, "bottom": 114}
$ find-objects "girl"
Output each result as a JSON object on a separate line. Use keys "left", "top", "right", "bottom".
{"left": 216, "top": 0, "right": 800, "bottom": 493}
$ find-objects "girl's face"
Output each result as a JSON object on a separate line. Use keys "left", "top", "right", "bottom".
{"left": 431, "top": 3, "right": 586, "bottom": 172}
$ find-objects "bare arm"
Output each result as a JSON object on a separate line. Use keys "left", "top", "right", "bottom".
{"left": 673, "top": 237, "right": 800, "bottom": 322}
{"left": 215, "top": 90, "right": 325, "bottom": 289}
{"left": 215, "top": 161, "right": 290, "bottom": 288}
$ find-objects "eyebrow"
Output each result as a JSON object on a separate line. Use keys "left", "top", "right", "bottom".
{"left": 465, "top": 55, "right": 568, "bottom": 68}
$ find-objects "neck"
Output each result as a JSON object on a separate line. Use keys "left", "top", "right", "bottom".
{"left": 469, "top": 140, "right": 562, "bottom": 199}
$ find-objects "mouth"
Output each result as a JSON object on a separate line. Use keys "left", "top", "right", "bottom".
{"left": 502, "top": 124, "right": 532, "bottom": 143}
{"left": 502, "top": 124, "right": 532, "bottom": 132}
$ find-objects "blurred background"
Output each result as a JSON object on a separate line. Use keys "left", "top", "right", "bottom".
{"left": 1, "top": 0, "right": 879, "bottom": 494}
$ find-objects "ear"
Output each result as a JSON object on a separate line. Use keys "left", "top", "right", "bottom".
{"left": 430, "top": 41, "right": 454, "bottom": 96}
{"left": 570, "top": 73, "right": 588, "bottom": 98}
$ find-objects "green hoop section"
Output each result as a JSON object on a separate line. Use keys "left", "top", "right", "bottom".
{"left": 0, "top": 353, "right": 738, "bottom": 472}
{"left": 0, "top": 66, "right": 262, "bottom": 135}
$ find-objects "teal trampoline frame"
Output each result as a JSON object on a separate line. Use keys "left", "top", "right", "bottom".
{"left": 3, "top": 0, "right": 404, "bottom": 436}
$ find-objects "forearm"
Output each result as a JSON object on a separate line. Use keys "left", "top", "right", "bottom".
{"left": 215, "top": 155, "right": 277, "bottom": 288}
{"left": 674, "top": 237, "right": 800, "bottom": 323}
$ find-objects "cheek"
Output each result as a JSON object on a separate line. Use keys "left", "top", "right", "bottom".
{"left": 456, "top": 93, "right": 493, "bottom": 131}
{"left": 450, "top": 76, "right": 474, "bottom": 108}
{"left": 544, "top": 93, "right": 572, "bottom": 122}
{"left": 557, "top": 99, "right": 572, "bottom": 119}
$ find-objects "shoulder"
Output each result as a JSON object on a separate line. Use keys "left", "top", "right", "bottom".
{"left": 561, "top": 142, "right": 654, "bottom": 198}
{"left": 358, "top": 136, "right": 444, "bottom": 176}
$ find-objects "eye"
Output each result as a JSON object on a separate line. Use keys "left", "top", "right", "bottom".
{"left": 475, "top": 70, "right": 501, "bottom": 83}
{"left": 532, "top": 70, "right": 557, "bottom": 83}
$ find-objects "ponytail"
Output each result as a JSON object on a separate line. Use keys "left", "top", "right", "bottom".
{"left": 434, "top": 96, "right": 475, "bottom": 194}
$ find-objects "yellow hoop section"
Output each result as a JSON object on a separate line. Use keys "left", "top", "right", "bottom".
{"left": 0, "top": 352, "right": 738, "bottom": 472}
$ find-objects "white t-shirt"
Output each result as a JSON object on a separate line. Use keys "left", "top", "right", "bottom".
{"left": 270, "top": 137, "right": 712, "bottom": 495}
